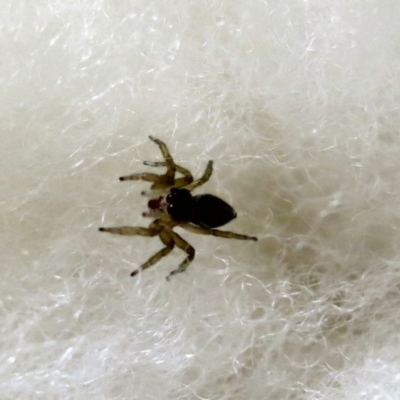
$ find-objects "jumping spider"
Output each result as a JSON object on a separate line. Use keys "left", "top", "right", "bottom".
{"left": 99, "top": 136, "right": 257, "bottom": 280}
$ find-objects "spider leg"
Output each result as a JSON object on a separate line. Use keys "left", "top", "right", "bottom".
{"left": 148, "top": 136, "right": 176, "bottom": 181}
{"left": 166, "top": 231, "right": 195, "bottom": 281}
{"left": 98, "top": 226, "right": 159, "bottom": 236}
{"left": 143, "top": 161, "right": 191, "bottom": 177}
{"left": 181, "top": 223, "right": 258, "bottom": 241}
{"left": 119, "top": 172, "right": 161, "bottom": 183}
{"left": 184, "top": 160, "right": 213, "bottom": 191}
{"left": 99, "top": 221, "right": 176, "bottom": 277}
{"left": 99, "top": 225, "right": 158, "bottom": 276}
{"left": 119, "top": 137, "right": 180, "bottom": 190}
{"left": 143, "top": 161, "right": 167, "bottom": 167}
{"left": 131, "top": 230, "right": 175, "bottom": 277}
{"left": 143, "top": 161, "right": 194, "bottom": 187}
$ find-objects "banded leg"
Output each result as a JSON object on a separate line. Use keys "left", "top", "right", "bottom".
{"left": 182, "top": 223, "right": 258, "bottom": 241}
{"left": 166, "top": 231, "right": 195, "bottom": 280}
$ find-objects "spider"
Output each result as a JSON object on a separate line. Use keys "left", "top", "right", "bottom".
{"left": 99, "top": 136, "right": 257, "bottom": 280}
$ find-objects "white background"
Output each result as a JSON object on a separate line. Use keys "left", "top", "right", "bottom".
{"left": 1, "top": 0, "right": 400, "bottom": 398}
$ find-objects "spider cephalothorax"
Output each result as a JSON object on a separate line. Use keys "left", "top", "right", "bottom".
{"left": 99, "top": 136, "right": 257, "bottom": 280}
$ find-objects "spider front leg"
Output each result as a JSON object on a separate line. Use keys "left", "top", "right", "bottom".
{"left": 184, "top": 160, "right": 213, "bottom": 191}
{"left": 119, "top": 136, "right": 179, "bottom": 190}
{"left": 143, "top": 161, "right": 194, "bottom": 188}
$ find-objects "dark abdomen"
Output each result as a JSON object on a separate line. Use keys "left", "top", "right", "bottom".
{"left": 192, "top": 194, "right": 237, "bottom": 228}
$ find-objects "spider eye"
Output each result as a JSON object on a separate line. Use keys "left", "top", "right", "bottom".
{"left": 166, "top": 188, "right": 193, "bottom": 221}
{"left": 166, "top": 188, "right": 178, "bottom": 202}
